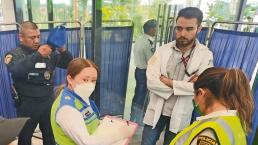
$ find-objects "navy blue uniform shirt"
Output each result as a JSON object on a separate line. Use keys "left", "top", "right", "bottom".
{"left": 5, "top": 45, "right": 73, "bottom": 98}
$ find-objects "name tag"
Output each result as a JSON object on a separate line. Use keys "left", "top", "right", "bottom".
{"left": 35, "top": 63, "right": 46, "bottom": 68}
{"left": 81, "top": 107, "right": 94, "bottom": 119}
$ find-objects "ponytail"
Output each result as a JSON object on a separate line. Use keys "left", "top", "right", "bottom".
{"left": 54, "top": 84, "right": 65, "bottom": 98}
{"left": 221, "top": 69, "right": 254, "bottom": 133}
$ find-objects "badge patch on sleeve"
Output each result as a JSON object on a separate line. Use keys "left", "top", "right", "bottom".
{"left": 4, "top": 54, "right": 13, "bottom": 64}
{"left": 197, "top": 135, "right": 217, "bottom": 145}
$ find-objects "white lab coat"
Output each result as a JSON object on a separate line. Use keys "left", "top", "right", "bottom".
{"left": 143, "top": 40, "right": 213, "bottom": 133}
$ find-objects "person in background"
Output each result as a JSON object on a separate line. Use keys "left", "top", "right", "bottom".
{"left": 4, "top": 21, "right": 73, "bottom": 145}
{"left": 51, "top": 58, "right": 134, "bottom": 145}
{"left": 170, "top": 67, "right": 254, "bottom": 145}
{"left": 141, "top": 7, "right": 213, "bottom": 145}
{"left": 131, "top": 19, "right": 157, "bottom": 125}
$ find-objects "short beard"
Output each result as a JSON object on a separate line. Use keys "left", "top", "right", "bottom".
{"left": 176, "top": 37, "right": 195, "bottom": 49}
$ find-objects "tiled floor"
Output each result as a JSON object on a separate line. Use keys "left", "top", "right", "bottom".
{"left": 127, "top": 126, "right": 164, "bottom": 145}
{"left": 10, "top": 138, "right": 43, "bottom": 145}
{"left": 9, "top": 127, "right": 43, "bottom": 145}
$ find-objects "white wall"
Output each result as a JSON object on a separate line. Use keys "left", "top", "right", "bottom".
{"left": 0, "top": 0, "right": 17, "bottom": 31}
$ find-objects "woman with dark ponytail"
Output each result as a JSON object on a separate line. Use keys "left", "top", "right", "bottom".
{"left": 170, "top": 67, "right": 254, "bottom": 145}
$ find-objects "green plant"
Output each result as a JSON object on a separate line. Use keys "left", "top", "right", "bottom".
{"left": 207, "top": 0, "right": 235, "bottom": 22}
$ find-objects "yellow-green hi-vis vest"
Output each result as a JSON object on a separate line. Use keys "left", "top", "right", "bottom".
{"left": 170, "top": 116, "right": 246, "bottom": 145}
{"left": 51, "top": 87, "right": 100, "bottom": 145}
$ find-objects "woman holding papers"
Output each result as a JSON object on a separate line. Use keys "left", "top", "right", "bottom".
{"left": 51, "top": 58, "right": 136, "bottom": 145}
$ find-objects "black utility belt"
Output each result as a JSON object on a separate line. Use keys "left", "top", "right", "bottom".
{"left": 28, "top": 71, "right": 52, "bottom": 82}
{"left": 15, "top": 83, "right": 54, "bottom": 98}
{"left": 27, "top": 82, "right": 52, "bottom": 86}
{"left": 13, "top": 94, "right": 51, "bottom": 103}
{"left": 136, "top": 67, "right": 147, "bottom": 71}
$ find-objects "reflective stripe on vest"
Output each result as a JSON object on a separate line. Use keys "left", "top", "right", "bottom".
{"left": 170, "top": 116, "right": 246, "bottom": 145}
{"left": 51, "top": 90, "right": 75, "bottom": 145}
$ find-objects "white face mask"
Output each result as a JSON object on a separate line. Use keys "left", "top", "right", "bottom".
{"left": 74, "top": 83, "right": 96, "bottom": 101}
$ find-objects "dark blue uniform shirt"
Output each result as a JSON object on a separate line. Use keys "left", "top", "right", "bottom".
{"left": 5, "top": 45, "right": 73, "bottom": 98}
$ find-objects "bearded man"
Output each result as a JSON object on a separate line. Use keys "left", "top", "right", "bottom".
{"left": 141, "top": 7, "right": 214, "bottom": 145}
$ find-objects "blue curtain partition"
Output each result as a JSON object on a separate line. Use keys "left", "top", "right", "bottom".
{"left": 0, "top": 27, "right": 80, "bottom": 118}
{"left": 209, "top": 29, "right": 258, "bottom": 145}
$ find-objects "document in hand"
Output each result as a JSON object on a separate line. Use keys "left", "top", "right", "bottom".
{"left": 0, "top": 117, "right": 29, "bottom": 145}
{"left": 92, "top": 115, "right": 138, "bottom": 145}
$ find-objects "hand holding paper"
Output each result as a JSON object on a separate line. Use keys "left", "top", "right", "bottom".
{"left": 91, "top": 115, "right": 138, "bottom": 145}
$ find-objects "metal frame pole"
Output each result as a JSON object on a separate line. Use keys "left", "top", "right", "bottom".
{"left": 92, "top": 0, "right": 102, "bottom": 108}
{"left": 207, "top": 21, "right": 258, "bottom": 46}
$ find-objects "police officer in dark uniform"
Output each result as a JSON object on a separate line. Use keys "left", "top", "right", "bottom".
{"left": 4, "top": 21, "right": 73, "bottom": 145}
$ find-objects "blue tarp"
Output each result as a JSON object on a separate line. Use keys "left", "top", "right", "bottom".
{"left": 85, "top": 26, "right": 133, "bottom": 115}
{"left": 0, "top": 30, "right": 19, "bottom": 118}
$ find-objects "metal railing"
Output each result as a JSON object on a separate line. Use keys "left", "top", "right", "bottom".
{"left": 207, "top": 21, "right": 258, "bottom": 46}
{"left": 0, "top": 22, "right": 21, "bottom": 31}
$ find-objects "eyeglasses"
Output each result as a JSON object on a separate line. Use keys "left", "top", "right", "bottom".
{"left": 175, "top": 26, "right": 198, "bottom": 32}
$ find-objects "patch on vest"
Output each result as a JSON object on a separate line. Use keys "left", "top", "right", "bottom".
{"left": 82, "top": 107, "right": 94, "bottom": 119}
{"left": 65, "top": 96, "right": 71, "bottom": 100}
{"left": 197, "top": 135, "right": 217, "bottom": 145}
{"left": 44, "top": 71, "right": 51, "bottom": 80}
{"left": 4, "top": 54, "right": 13, "bottom": 64}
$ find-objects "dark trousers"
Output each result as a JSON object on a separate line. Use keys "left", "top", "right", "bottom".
{"left": 17, "top": 97, "right": 55, "bottom": 145}
{"left": 130, "top": 68, "right": 147, "bottom": 125}
{"left": 141, "top": 115, "right": 177, "bottom": 145}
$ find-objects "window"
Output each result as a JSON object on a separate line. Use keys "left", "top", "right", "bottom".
{"left": 0, "top": 5, "right": 3, "bottom": 23}
{"left": 31, "top": 0, "right": 48, "bottom": 28}
{"left": 0, "top": 0, "right": 16, "bottom": 30}
{"left": 242, "top": 0, "right": 258, "bottom": 32}
{"left": 199, "top": 0, "right": 240, "bottom": 29}
{"left": 244, "top": 0, "right": 258, "bottom": 23}
{"left": 14, "top": 0, "right": 29, "bottom": 23}
{"left": 52, "top": 0, "right": 91, "bottom": 28}
{"left": 53, "top": 0, "right": 71, "bottom": 22}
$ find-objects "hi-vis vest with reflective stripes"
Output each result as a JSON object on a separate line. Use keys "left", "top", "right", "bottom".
{"left": 170, "top": 116, "right": 246, "bottom": 145}
{"left": 51, "top": 87, "right": 100, "bottom": 145}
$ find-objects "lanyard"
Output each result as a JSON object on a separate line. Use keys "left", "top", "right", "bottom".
{"left": 180, "top": 44, "right": 196, "bottom": 77}
{"left": 73, "top": 94, "right": 88, "bottom": 106}
{"left": 148, "top": 39, "right": 155, "bottom": 53}
{"left": 71, "top": 90, "right": 100, "bottom": 117}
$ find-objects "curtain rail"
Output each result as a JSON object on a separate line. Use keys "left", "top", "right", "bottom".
{"left": 207, "top": 21, "right": 258, "bottom": 46}
{"left": 85, "top": 20, "right": 133, "bottom": 26}
{"left": 0, "top": 23, "right": 21, "bottom": 31}
{"left": 0, "top": 22, "right": 21, "bottom": 26}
